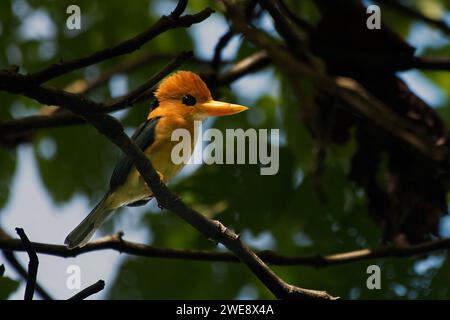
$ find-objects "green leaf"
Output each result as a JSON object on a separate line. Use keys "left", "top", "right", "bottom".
{"left": 0, "top": 276, "right": 20, "bottom": 300}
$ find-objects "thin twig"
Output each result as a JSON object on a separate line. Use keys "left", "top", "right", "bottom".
{"left": 170, "top": 0, "right": 188, "bottom": 18}
{"left": 84, "top": 52, "right": 215, "bottom": 95}
{"left": 0, "top": 227, "right": 67, "bottom": 299}
{"left": 276, "top": 0, "right": 313, "bottom": 32}
{"left": 15, "top": 228, "right": 38, "bottom": 300}
{"left": 0, "top": 51, "right": 190, "bottom": 136}
{"left": 67, "top": 280, "right": 105, "bottom": 300}
{"left": 106, "top": 51, "right": 192, "bottom": 108}
{"left": 27, "top": 2, "right": 213, "bottom": 84}
{"left": 2, "top": 251, "right": 53, "bottom": 300}
{"left": 212, "top": 29, "right": 235, "bottom": 71}
{"left": 377, "top": 0, "right": 450, "bottom": 36}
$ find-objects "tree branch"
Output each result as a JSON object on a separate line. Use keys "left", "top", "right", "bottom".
{"left": 83, "top": 52, "right": 216, "bottom": 95}
{"left": 211, "top": 29, "right": 236, "bottom": 71}
{"left": 2, "top": 251, "right": 53, "bottom": 300}
{"left": 0, "top": 227, "right": 53, "bottom": 300}
{"left": 26, "top": 2, "right": 213, "bottom": 84}
{"left": 0, "top": 46, "right": 333, "bottom": 302}
{"left": 67, "top": 280, "right": 105, "bottom": 300}
{"left": 15, "top": 228, "right": 38, "bottom": 300}
{"left": 377, "top": 0, "right": 450, "bottom": 36}
{"left": 0, "top": 51, "right": 270, "bottom": 138}
{"left": 105, "top": 51, "right": 192, "bottom": 109}
{"left": 1, "top": 232, "right": 449, "bottom": 268}
{"left": 0, "top": 51, "right": 190, "bottom": 136}
{"left": 409, "top": 56, "right": 450, "bottom": 71}
{"left": 223, "top": 0, "right": 449, "bottom": 167}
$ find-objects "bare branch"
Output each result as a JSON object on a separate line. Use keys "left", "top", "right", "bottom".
{"left": 212, "top": 29, "right": 235, "bottom": 71}
{"left": 0, "top": 52, "right": 270, "bottom": 138}
{"left": 0, "top": 51, "right": 190, "bottom": 136}
{"left": 84, "top": 52, "right": 215, "bottom": 95}
{"left": 2, "top": 251, "right": 53, "bottom": 300}
{"left": 409, "top": 56, "right": 450, "bottom": 71}
{"left": 1, "top": 233, "right": 449, "bottom": 268}
{"left": 377, "top": 0, "right": 450, "bottom": 36}
{"left": 67, "top": 280, "right": 105, "bottom": 300}
{"left": 170, "top": 0, "right": 188, "bottom": 19}
{"left": 15, "top": 228, "right": 38, "bottom": 300}
{"left": 215, "top": 51, "right": 270, "bottom": 86}
{"left": 106, "top": 51, "right": 192, "bottom": 109}
{"left": 26, "top": 3, "right": 214, "bottom": 84}
{"left": 0, "top": 227, "right": 52, "bottom": 300}
{"left": 276, "top": 0, "right": 313, "bottom": 32}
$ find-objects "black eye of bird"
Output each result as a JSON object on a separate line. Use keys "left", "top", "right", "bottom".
{"left": 182, "top": 94, "right": 196, "bottom": 106}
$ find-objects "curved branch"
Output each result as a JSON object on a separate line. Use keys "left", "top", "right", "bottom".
{"left": 15, "top": 228, "right": 38, "bottom": 300}
{"left": 2, "top": 251, "right": 53, "bottom": 300}
{"left": 27, "top": 2, "right": 214, "bottom": 84}
{"left": 0, "top": 51, "right": 270, "bottom": 137}
{"left": 1, "top": 233, "right": 449, "bottom": 268}
{"left": 0, "top": 227, "right": 53, "bottom": 300}
{"left": 0, "top": 51, "right": 190, "bottom": 136}
{"left": 211, "top": 29, "right": 235, "bottom": 71}
{"left": 377, "top": 0, "right": 450, "bottom": 36}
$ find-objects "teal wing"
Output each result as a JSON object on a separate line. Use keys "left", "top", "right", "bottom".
{"left": 109, "top": 116, "right": 161, "bottom": 192}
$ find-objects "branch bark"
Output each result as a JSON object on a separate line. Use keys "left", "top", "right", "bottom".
{"left": 376, "top": 0, "right": 450, "bottom": 36}
{"left": 67, "top": 280, "right": 105, "bottom": 300}
{"left": 26, "top": 4, "right": 213, "bottom": 84}
{"left": 15, "top": 228, "right": 38, "bottom": 300}
{"left": 1, "top": 232, "right": 449, "bottom": 268}
{"left": 0, "top": 51, "right": 270, "bottom": 138}
{"left": 2, "top": 251, "right": 53, "bottom": 300}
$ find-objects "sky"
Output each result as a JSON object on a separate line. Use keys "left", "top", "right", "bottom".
{"left": 1, "top": 0, "right": 449, "bottom": 300}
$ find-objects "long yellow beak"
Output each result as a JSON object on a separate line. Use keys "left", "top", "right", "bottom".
{"left": 198, "top": 100, "right": 248, "bottom": 116}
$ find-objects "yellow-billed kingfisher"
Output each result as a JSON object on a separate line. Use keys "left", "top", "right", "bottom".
{"left": 65, "top": 71, "right": 248, "bottom": 249}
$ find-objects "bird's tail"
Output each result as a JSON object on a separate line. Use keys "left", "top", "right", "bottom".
{"left": 64, "top": 195, "right": 114, "bottom": 249}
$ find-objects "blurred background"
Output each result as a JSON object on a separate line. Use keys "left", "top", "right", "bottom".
{"left": 0, "top": 0, "right": 449, "bottom": 299}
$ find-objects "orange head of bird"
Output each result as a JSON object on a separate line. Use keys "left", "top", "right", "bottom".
{"left": 150, "top": 71, "right": 248, "bottom": 120}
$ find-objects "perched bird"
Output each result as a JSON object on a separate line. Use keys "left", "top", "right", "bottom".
{"left": 65, "top": 71, "right": 248, "bottom": 249}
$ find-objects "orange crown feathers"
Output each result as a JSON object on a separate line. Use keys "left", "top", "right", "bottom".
{"left": 155, "top": 71, "right": 212, "bottom": 103}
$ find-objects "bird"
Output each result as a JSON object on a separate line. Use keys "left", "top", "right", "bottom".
{"left": 65, "top": 71, "right": 248, "bottom": 249}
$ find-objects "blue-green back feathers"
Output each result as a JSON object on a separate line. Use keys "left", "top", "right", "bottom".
{"left": 109, "top": 116, "right": 161, "bottom": 191}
